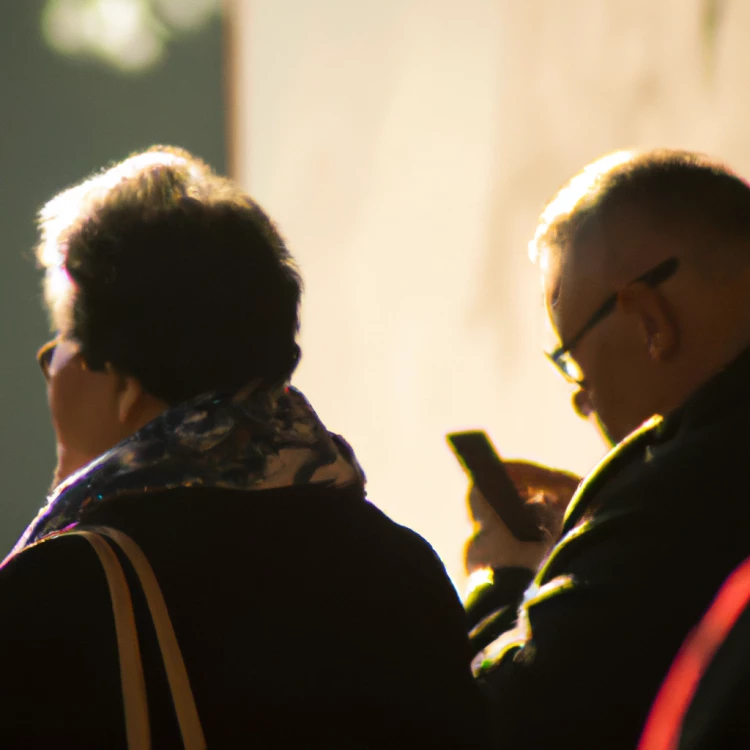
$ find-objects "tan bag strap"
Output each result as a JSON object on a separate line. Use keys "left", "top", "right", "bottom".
{"left": 65, "top": 530, "right": 151, "bottom": 750}
{"left": 65, "top": 526, "right": 207, "bottom": 750}
{"left": 84, "top": 525, "right": 207, "bottom": 750}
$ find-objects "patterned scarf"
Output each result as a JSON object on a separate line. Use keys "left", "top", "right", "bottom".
{"left": 9, "top": 384, "right": 365, "bottom": 559}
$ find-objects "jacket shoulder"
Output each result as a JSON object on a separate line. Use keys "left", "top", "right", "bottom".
{"left": 0, "top": 533, "right": 123, "bottom": 745}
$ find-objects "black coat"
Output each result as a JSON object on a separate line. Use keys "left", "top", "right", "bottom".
{"left": 470, "top": 347, "right": 750, "bottom": 750}
{"left": 0, "top": 482, "right": 489, "bottom": 748}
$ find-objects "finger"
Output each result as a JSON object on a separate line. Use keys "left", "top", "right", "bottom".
{"left": 464, "top": 523, "right": 553, "bottom": 573}
{"left": 467, "top": 485, "right": 497, "bottom": 523}
{"left": 503, "top": 460, "right": 581, "bottom": 494}
{"left": 503, "top": 460, "right": 580, "bottom": 486}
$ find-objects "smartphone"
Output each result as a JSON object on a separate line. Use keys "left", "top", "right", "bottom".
{"left": 446, "top": 430, "right": 544, "bottom": 542}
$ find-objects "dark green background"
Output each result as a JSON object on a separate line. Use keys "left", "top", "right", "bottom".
{"left": 0, "top": 3, "right": 227, "bottom": 555}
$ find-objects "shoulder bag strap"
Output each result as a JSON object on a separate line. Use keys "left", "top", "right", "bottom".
{"left": 64, "top": 529, "right": 151, "bottom": 750}
{"left": 84, "top": 525, "right": 207, "bottom": 750}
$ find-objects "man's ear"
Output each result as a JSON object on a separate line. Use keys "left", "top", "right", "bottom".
{"left": 617, "top": 284, "right": 679, "bottom": 362}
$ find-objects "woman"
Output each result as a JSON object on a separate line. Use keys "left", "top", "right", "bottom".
{"left": 0, "top": 148, "right": 488, "bottom": 748}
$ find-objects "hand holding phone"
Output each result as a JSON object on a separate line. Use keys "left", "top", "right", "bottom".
{"left": 447, "top": 430, "right": 545, "bottom": 542}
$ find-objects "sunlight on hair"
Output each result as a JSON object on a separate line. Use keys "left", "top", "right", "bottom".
{"left": 39, "top": 150, "right": 196, "bottom": 267}
{"left": 528, "top": 150, "right": 636, "bottom": 265}
{"left": 38, "top": 150, "right": 202, "bottom": 328}
{"left": 37, "top": 182, "right": 87, "bottom": 330}
{"left": 41, "top": 0, "right": 219, "bottom": 73}
{"left": 38, "top": 183, "right": 89, "bottom": 270}
{"left": 44, "top": 266, "right": 75, "bottom": 332}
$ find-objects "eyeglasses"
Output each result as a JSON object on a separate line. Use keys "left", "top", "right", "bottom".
{"left": 37, "top": 339, "right": 57, "bottom": 379}
{"left": 36, "top": 337, "right": 86, "bottom": 380}
{"left": 546, "top": 256, "right": 680, "bottom": 385}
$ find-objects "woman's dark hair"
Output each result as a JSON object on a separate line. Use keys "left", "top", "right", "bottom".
{"left": 37, "top": 146, "right": 302, "bottom": 404}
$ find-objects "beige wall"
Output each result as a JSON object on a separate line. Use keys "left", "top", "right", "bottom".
{"left": 231, "top": 0, "right": 750, "bottom": 589}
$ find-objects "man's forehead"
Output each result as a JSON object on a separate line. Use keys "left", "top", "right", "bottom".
{"left": 538, "top": 239, "right": 591, "bottom": 299}
{"left": 539, "top": 247, "right": 562, "bottom": 308}
{"left": 538, "top": 229, "right": 614, "bottom": 332}
{"left": 542, "top": 214, "right": 620, "bottom": 281}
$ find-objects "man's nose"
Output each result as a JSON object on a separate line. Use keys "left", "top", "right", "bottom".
{"left": 572, "top": 388, "right": 593, "bottom": 419}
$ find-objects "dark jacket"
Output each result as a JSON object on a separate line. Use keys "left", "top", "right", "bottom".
{"left": 470, "top": 347, "right": 750, "bottom": 750}
{"left": 0, "top": 482, "right": 489, "bottom": 748}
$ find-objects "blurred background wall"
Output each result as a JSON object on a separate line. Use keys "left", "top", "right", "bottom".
{"left": 0, "top": 0, "right": 226, "bottom": 555}
{"left": 232, "top": 0, "right": 750, "bottom": 589}
{"left": 3, "top": 0, "right": 750, "bottom": 592}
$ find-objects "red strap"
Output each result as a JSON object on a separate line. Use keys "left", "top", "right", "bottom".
{"left": 638, "top": 556, "right": 750, "bottom": 750}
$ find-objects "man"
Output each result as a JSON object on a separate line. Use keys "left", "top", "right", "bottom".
{"left": 467, "top": 149, "right": 750, "bottom": 749}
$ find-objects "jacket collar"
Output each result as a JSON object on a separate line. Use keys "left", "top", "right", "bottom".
{"left": 561, "top": 415, "right": 660, "bottom": 535}
{"left": 561, "top": 344, "right": 750, "bottom": 535}
{"left": 653, "top": 344, "right": 750, "bottom": 444}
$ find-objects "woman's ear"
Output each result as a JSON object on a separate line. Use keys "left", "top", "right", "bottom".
{"left": 117, "top": 375, "right": 146, "bottom": 425}
{"left": 105, "top": 365, "right": 147, "bottom": 425}
{"left": 617, "top": 284, "right": 679, "bottom": 362}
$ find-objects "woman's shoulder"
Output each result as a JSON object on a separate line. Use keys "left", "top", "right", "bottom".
{"left": 0, "top": 532, "right": 124, "bottom": 743}
{"left": 0, "top": 531, "right": 111, "bottom": 615}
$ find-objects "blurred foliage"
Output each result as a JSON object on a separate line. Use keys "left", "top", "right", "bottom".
{"left": 42, "top": 0, "right": 220, "bottom": 73}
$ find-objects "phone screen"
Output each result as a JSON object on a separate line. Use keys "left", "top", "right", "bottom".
{"left": 447, "top": 430, "right": 544, "bottom": 542}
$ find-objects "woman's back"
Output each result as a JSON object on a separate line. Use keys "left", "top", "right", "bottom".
{"left": 4, "top": 147, "right": 489, "bottom": 748}
{"left": 0, "top": 482, "right": 487, "bottom": 748}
